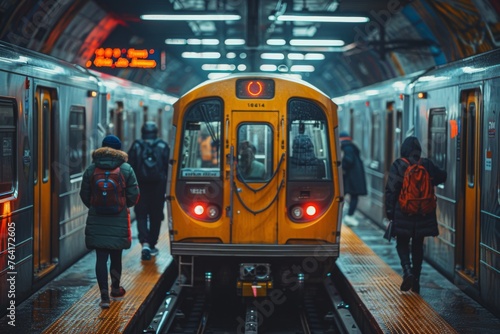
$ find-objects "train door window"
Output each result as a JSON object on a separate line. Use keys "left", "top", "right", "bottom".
{"left": 0, "top": 98, "right": 16, "bottom": 196}
{"left": 428, "top": 108, "right": 447, "bottom": 171}
{"left": 179, "top": 98, "right": 222, "bottom": 178}
{"left": 370, "top": 112, "right": 382, "bottom": 169}
{"left": 69, "top": 106, "right": 86, "bottom": 177}
{"left": 237, "top": 124, "right": 272, "bottom": 182}
{"left": 42, "top": 100, "right": 50, "bottom": 182}
{"left": 467, "top": 102, "right": 476, "bottom": 187}
{"left": 287, "top": 99, "right": 330, "bottom": 180}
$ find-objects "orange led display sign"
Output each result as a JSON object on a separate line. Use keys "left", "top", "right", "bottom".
{"left": 86, "top": 48, "right": 160, "bottom": 69}
{"left": 236, "top": 79, "right": 275, "bottom": 99}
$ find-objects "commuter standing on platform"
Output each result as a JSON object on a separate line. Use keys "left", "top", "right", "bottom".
{"left": 385, "top": 136, "right": 447, "bottom": 294}
{"left": 80, "top": 135, "right": 140, "bottom": 309}
{"left": 128, "top": 121, "right": 170, "bottom": 261}
{"left": 339, "top": 131, "right": 367, "bottom": 227}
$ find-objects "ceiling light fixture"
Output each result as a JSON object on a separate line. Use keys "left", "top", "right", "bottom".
{"left": 290, "top": 39, "right": 344, "bottom": 47}
{"left": 269, "top": 13, "right": 369, "bottom": 23}
{"left": 141, "top": 13, "right": 241, "bottom": 21}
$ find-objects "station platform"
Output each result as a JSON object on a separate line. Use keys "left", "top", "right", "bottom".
{"left": 1, "top": 212, "right": 499, "bottom": 333}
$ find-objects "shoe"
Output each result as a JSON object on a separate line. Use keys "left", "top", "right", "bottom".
{"left": 412, "top": 278, "right": 420, "bottom": 294}
{"left": 99, "top": 293, "right": 110, "bottom": 309}
{"left": 150, "top": 247, "right": 159, "bottom": 257}
{"left": 142, "top": 243, "right": 151, "bottom": 260}
{"left": 343, "top": 215, "right": 359, "bottom": 227}
{"left": 401, "top": 265, "right": 414, "bottom": 292}
{"left": 110, "top": 286, "right": 126, "bottom": 300}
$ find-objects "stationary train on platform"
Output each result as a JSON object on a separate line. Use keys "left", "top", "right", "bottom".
{"left": 334, "top": 49, "right": 500, "bottom": 315}
{"left": 167, "top": 74, "right": 344, "bottom": 296}
{"left": 0, "top": 41, "right": 176, "bottom": 315}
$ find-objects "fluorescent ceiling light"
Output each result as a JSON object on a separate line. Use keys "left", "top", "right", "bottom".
{"left": 141, "top": 14, "right": 241, "bottom": 21}
{"left": 208, "top": 73, "right": 231, "bottom": 79}
{"left": 165, "top": 38, "right": 186, "bottom": 45}
{"left": 182, "top": 52, "right": 221, "bottom": 59}
{"left": 237, "top": 64, "right": 247, "bottom": 71}
{"left": 260, "top": 64, "right": 278, "bottom": 71}
{"left": 288, "top": 53, "right": 325, "bottom": 60}
{"left": 226, "top": 52, "right": 237, "bottom": 59}
{"left": 266, "top": 39, "right": 286, "bottom": 46}
{"left": 261, "top": 53, "right": 285, "bottom": 60}
{"left": 187, "top": 39, "right": 219, "bottom": 45}
{"left": 290, "top": 39, "right": 344, "bottom": 46}
{"left": 201, "top": 64, "right": 236, "bottom": 71}
{"left": 269, "top": 14, "right": 369, "bottom": 23}
{"left": 290, "top": 65, "right": 315, "bottom": 72}
{"left": 225, "top": 39, "right": 246, "bottom": 45}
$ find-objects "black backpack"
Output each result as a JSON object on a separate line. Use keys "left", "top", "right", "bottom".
{"left": 137, "top": 139, "right": 167, "bottom": 182}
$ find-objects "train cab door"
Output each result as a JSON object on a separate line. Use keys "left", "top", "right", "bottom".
{"left": 33, "top": 87, "right": 57, "bottom": 279}
{"left": 230, "top": 112, "right": 279, "bottom": 244}
{"left": 457, "top": 89, "right": 481, "bottom": 284}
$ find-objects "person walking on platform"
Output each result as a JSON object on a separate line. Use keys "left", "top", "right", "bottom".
{"left": 385, "top": 136, "right": 447, "bottom": 293}
{"left": 339, "top": 131, "right": 367, "bottom": 227}
{"left": 128, "top": 121, "right": 170, "bottom": 260}
{"left": 80, "top": 135, "right": 140, "bottom": 308}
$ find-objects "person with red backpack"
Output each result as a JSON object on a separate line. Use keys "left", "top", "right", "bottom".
{"left": 80, "top": 135, "right": 140, "bottom": 308}
{"left": 385, "top": 136, "right": 447, "bottom": 294}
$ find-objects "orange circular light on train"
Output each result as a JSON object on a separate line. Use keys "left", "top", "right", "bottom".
{"left": 236, "top": 78, "right": 275, "bottom": 99}
{"left": 246, "top": 81, "right": 263, "bottom": 96}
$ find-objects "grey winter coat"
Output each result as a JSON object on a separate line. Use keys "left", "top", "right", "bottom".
{"left": 79, "top": 147, "right": 140, "bottom": 250}
{"left": 384, "top": 136, "right": 447, "bottom": 238}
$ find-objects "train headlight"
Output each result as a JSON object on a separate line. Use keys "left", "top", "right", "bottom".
{"left": 305, "top": 205, "right": 317, "bottom": 217}
{"left": 207, "top": 205, "right": 219, "bottom": 218}
{"left": 193, "top": 205, "right": 204, "bottom": 216}
{"left": 291, "top": 206, "right": 304, "bottom": 219}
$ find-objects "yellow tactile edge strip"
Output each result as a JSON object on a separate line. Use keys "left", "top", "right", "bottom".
{"left": 42, "top": 225, "right": 172, "bottom": 334}
{"left": 337, "top": 225, "right": 458, "bottom": 334}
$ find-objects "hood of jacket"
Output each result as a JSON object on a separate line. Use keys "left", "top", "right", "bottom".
{"left": 92, "top": 147, "right": 128, "bottom": 169}
{"left": 400, "top": 136, "right": 421, "bottom": 163}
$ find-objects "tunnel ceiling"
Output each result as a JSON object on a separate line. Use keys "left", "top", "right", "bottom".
{"left": 1, "top": 0, "right": 499, "bottom": 98}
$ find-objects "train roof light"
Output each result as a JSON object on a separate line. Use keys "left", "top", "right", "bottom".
{"left": 417, "top": 92, "right": 427, "bottom": 99}
{"left": 87, "top": 90, "right": 97, "bottom": 98}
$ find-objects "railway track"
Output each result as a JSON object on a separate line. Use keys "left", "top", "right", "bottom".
{"left": 145, "top": 274, "right": 361, "bottom": 334}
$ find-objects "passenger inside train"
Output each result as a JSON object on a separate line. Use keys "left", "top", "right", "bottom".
{"left": 237, "top": 140, "right": 266, "bottom": 180}
{"left": 288, "top": 133, "right": 326, "bottom": 179}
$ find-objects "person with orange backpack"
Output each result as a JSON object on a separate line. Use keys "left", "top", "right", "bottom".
{"left": 385, "top": 136, "right": 447, "bottom": 294}
{"left": 80, "top": 135, "right": 140, "bottom": 308}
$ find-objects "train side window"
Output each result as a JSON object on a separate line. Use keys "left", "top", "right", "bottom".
{"left": 428, "top": 108, "right": 447, "bottom": 171}
{"left": 287, "top": 98, "right": 330, "bottom": 181}
{"left": 179, "top": 98, "right": 222, "bottom": 178}
{"left": 0, "top": 98, "right": 16, "bottom": 197}
{"left": 69, "top": 106, "right": 86, "bottom": 177}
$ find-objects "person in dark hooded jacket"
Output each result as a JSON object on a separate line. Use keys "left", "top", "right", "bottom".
{"left": 340, "top": 131, "right": 367, "bottom": 226}
{"left": 80, "top": 135, "right": 140, "bottom": 308}
{"left": 128, "top": 121, "right": 170, "bottom": 261}
{"left": 385, "top": 136, "right": 447, "bottom": 294}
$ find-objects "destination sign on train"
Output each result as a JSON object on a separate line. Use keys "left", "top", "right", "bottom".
{"left": 86, "top": 48, "right": 163, "bottom": 69}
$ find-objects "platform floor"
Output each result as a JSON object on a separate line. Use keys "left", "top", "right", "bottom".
{"left": 1, "top": 212, "right": 499, "bottom": 333}
{"left": 340, "top": 211, "right": 500, "bottom": 333}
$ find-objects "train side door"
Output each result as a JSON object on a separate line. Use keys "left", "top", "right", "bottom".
{"left": 33, "top": 87, "right": 57, "bottom": 278}
{"left": 458, "top": 89, "right": 481, "bottom": 283}
{"left": 231, "top": 112, "right": 279, "bottom": 244}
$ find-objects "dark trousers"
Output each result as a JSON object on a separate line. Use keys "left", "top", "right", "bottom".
{"left": 135, "top": 183, "right": 166, "bottom": 248}
{"left": 347, "top": 194, "right": 359, "bottom": 216}
{"left": 396, "top": 235, "right": 424, "bottom": 276}
{"left": 95, "top": 248, "right": 123, "bottom": 293}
